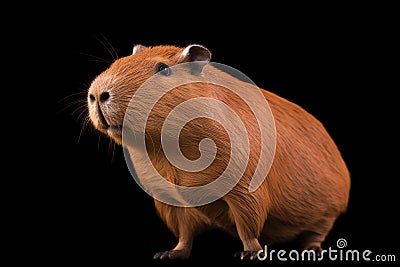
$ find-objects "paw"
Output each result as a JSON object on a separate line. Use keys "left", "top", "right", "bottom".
{"left": 234, "top": 250, "right": 262, "bottom": 260}
{"left": 302, "top": 242, "right": 323, "bottom": 256}
{"left": 153, "top": 249, "right": 190, "bottom": 260}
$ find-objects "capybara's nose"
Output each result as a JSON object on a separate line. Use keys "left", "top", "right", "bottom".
{"left": 89, "top": 93, "right": 95, "bottom": 103}
{"left": 88, "top": 91, "right": 110, "bottom": 104}
{"left": 99, "top": 92, "right": 110, "bottom": 102}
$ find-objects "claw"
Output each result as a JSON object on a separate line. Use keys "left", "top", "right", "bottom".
{"left": 234, "top": 250, "right": 261, "bottom": 260}
{"left": 153, "top": 249, "right": 190, "bottom": 260}
{"left": 303, "top": 246, "right": 323, "bottom": 256}
{"left": 302, "top": 241, "right": 323, "bottom": 256}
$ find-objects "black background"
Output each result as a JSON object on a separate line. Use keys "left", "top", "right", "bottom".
{"left": 18, "top": 3, "right": 398, "bottom": 266}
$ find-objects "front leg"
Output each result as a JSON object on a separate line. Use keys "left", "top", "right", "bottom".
{"left": 153, "top": 236, "right": 193, "bottom": 260}
{"left": 153, "top": 201, "right": 209, "bottom": 260}
{"left": 225, "top": 193, "right": 267, "bottom": 260}
{"left": 233, "top": 220, "right": 263, "bottom": 260}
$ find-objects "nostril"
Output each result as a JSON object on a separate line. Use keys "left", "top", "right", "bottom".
{"left": 100, "top": 92, "right": 110, "bottom": 102}
{"left": 89, "top": 94, "right": 95, "bottom": 102}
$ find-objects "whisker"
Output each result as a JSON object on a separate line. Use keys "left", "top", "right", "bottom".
{"left": 79, "top": 80, "right": 91, "bottom": 88}
{"left": 79, "top": 52, "right": 113, "bottom": 64}
{"left": 98, "top": 134, "right": 102, "bottom": 153}
{"left": 57, "top": 91, "right": 87, "bottom": 104}
{"left": 77, "top": 115, "right": 92, "bottom": 144}
{"left": 56, "top": 87, "right": 89, "bottom": 115}
{"left": 75, "top": 109, "right": 89, "bottom": 123}
{"left": 59, "top": 99, "right": 87, "bottom": 115}
{"left": 99, "top": 33, "right": 119, "bottom": 60}
{"left": 71, "top": 101, "right": 88, "bottom": 115}
{"left": 94, "top": 34, "right": 118, "bottom": 62}
{"left": 67, "top": 36, "right": 123, "bottom": 160}
{"left": 108, "top": 139, "right": 116, "bottom": 163}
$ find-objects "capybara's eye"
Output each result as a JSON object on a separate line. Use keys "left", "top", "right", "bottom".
{"left": 156, "top": 63, "right": 172, "bottom": 76}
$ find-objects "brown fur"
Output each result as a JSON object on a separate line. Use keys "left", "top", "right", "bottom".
{"left": 87, "top": 44, "right": 350, "bottom": 259}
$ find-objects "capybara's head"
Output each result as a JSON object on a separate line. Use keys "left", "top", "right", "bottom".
{"left": 87, "top": 44, "right": 211, "bottom": 144}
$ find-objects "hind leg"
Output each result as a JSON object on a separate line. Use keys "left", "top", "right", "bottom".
{"left": 300, "top": 218, "right": 335, "bottom": 254}
{"left": 299, "top": 231, "right": 326, "bottom": 255}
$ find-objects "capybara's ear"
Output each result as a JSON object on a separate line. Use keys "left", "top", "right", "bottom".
{"left": 180, "top": 44, "right": 211, "bottom": 74}
{"left": 181, "top": 44, "right": 211, "bottom": 62}
{"left": 132, "top": 44, "right": 147, "bottom": 55}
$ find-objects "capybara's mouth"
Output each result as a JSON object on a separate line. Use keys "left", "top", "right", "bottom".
{"left": 107, "top": 125, "right": 122, "bottom": 136}
{"left": 102, "top": 125, "right": 122, "bottom": 144}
